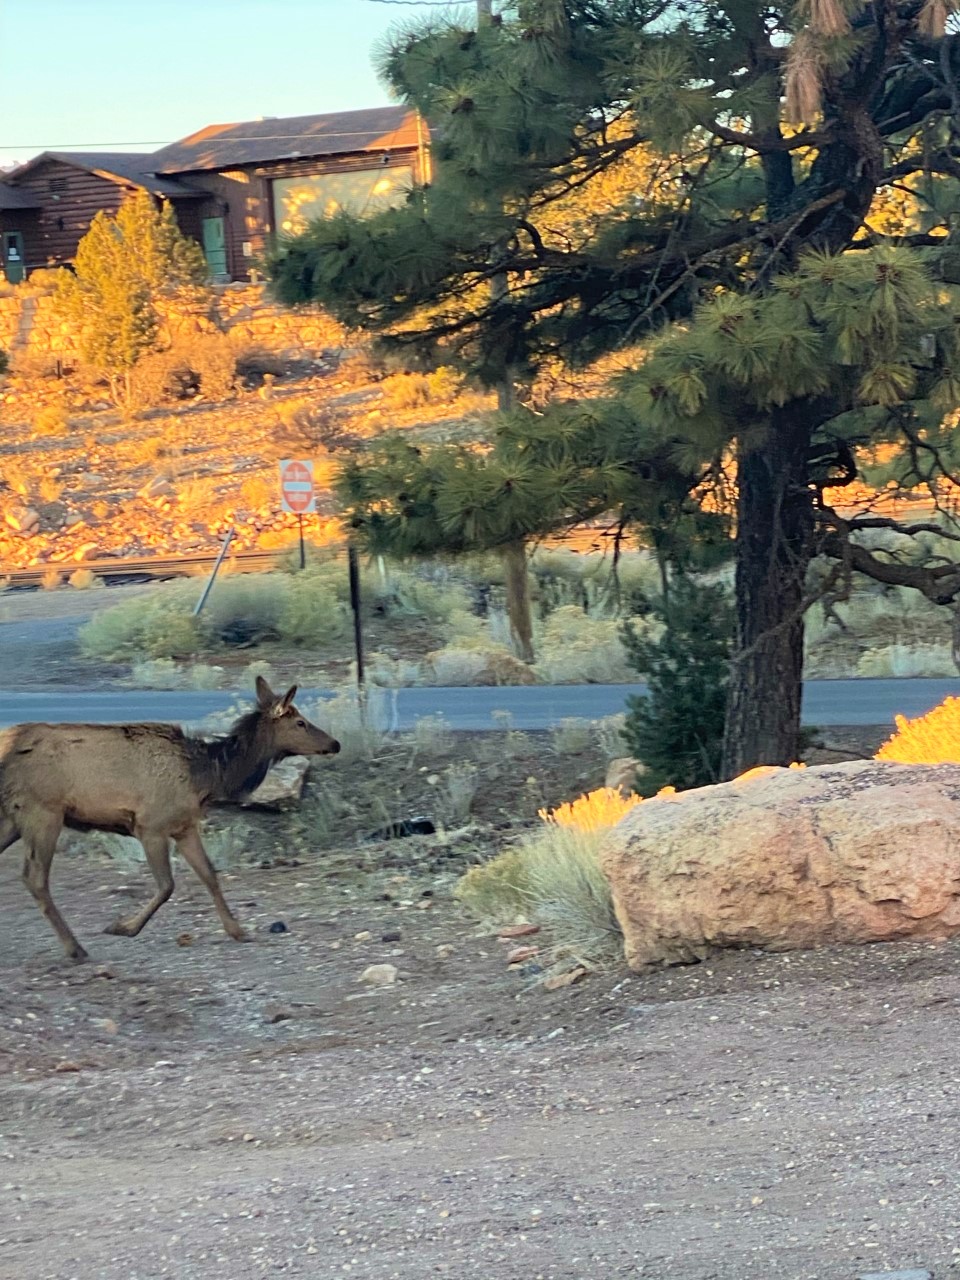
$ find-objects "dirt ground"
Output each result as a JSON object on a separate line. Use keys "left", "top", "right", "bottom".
{"left": 2, "top": 830, "right": 960, "bottom": 1280}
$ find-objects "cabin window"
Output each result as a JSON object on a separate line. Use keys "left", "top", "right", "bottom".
{"left": 272, "top": 165, "right": 413, "bottom": 237}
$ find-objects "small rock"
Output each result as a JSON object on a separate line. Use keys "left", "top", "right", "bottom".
{"left": 268, "top": 921, "right": 288, "bottom": 934}
{"left": 381, "top": 930, "right": 402, "bottom": 943}
{"left": 264, "top": 1005, "right": 294, "bottom": 1024}
{"left": 435, "top": 944, "right": 455, "bottom": 959}
{"left": 416, "top": 899, "right": 432, "bottom": 911}
{"left": 543, "top": 966, "right": 588, "bottom": 991}
{"left": 498, "top": 923, "right": 541, "bottom": 940}
{"left": 175, "top": 932, "right": 194, "bottom": 947}
{"left": 605, "top": 756, "right": 643, "bottom": 794}
{"left": 54, "top": 1061, "right": 82, "bottom": 1073}
{"left": 138, "top": 475, "right": 175, "bottom": 499}
{"left": 507, "top": 945, "right": 539, "bottom": 965}
{"left": 242, "top": 757, "right": 311, "bottom": 811}
{"left": 360, "top": 963, "right": 398, "bottom": 987}
{"left": 354, "top": 930, "right": 372, "bottom": 942}
{"left": 98, "top": 1018, "right": 120, "bottom": 1035}
{"left": 4, "top": 505, "right": 40, "bottom": 533}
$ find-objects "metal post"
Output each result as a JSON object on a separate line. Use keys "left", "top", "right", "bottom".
{"left": 193, "top": 527, "right": 235, "bottom": 617}
{"left": 298, "top": 513, "right": 306, "bottom": 570}
{"left": 348, "top": 544, "right": 365, "bottom": 692}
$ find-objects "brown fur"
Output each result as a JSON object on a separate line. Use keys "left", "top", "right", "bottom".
{"left": 0, "top": 678, "right": 339, "bottom": 961}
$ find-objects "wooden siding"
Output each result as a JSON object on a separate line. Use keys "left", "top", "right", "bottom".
{"left": 173, "top": 170, "right": 271, "bottom": 281}
{"left": 7, "top": 159, "right": 133, "bottom": 270}
{"left": 177, "top": 147, "right": 422, "bottom": 280}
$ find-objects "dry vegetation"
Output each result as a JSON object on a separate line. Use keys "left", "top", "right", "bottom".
{"left": 0, "top": 339, "right": 492, "bottom": 570}
{"left": 3, "top": 310, "right": 959, "bottom": 690}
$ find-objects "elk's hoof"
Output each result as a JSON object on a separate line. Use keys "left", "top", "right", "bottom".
{"left": 226, "top": 924, "right": 250, "bottom": 942}
{"left": 104, "top": 919, "right": 136, "bottom": 937}
{"left": 68, "top": 947, "right": 89, "bottom": 964}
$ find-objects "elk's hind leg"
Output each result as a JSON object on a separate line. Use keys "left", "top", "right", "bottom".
{"left": 175, "top": 827, "right": 247, "bottom": 941}
{"left": 105, "top": 833, "right": 174, "bottom": 937}
{"left": 20, "top": 812, "right": 87, "bottom": 962}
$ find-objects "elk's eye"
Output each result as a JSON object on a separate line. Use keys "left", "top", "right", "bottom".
{"left": 296, "top": 719, "right": 306, "bottom": 728}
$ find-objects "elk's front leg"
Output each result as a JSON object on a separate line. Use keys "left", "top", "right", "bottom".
{"left": 175, "top": 827, "right": 248, "bottom": 941}
{"left": 105, "top": 833, "right": 174, "bottom": 936}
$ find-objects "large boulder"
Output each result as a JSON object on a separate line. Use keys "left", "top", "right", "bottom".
{"left": 599, "top": 760, "right": 960, "bottom": 970}
{"left": 242, "top": 757, "right": 311, "bottom": 811}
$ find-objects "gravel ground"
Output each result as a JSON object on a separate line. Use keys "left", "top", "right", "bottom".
{"left": 2, "top": 846, "right": 960, "bottom": 1280}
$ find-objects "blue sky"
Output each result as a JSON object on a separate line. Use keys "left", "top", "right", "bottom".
{"left": 0, "top": 0, "right": 429, "bottom": 169}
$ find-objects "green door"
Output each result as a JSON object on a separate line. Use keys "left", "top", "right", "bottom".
{"left": 201, "top": 216, "right": 228, "bottom": 279}
{"left": 2, "top": 231, "right": 25, "bottom": 284}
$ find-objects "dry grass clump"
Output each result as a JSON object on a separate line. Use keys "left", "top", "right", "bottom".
{"left": 876, "top": 696, "right": 960, "bottom": 763}
{"left": 33, "top": 403, "right": 71, "bottom": 437}
{"left": 379, "top": 367, "right": 463, "bottom": 412}
{"left": 856, "top": 643, "right": 955, "bottom": 679}
{"left": 457, "top": 825, "right": 623, "bottom": 967}
{"left": 68, "top": 568, "right": 100, "bottom": 590}
{"left": 458, "top": 784, "right": 646, "bottom": 967}
{"left": 532, "top": 606, "right": 635, "bottom": 683}
{"left": 302, "top": 686, "right": 396, "bottom": 763}
{"left": 130, "top": 333, "right": 236, "bottom": 408}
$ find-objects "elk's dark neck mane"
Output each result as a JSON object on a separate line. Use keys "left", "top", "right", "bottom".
{"left": 188, "top": 710, "right": 278, "bottom": 802}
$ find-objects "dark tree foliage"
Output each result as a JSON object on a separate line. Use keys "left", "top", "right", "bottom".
{"left": 622, "top": 578, "right": 734, "bottom": 793}
{"left": 273, "top": 0, "right": 960, "bottom": 776}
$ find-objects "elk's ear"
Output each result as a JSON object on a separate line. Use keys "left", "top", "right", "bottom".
{"left": 255, "top": 675, "right": 276, "bottom": 709}
{"left": 280, "top": 685, "right": 298, "bottom": 711}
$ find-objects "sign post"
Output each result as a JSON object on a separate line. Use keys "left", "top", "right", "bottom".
{"left": 279, "top": 459, "right": 315, "bottom": 569}
{"left": 193, "top": 527, "right": 235, "bottom": 617}
{"left": 348, "top": 543, "right": 365, "bottom": 693}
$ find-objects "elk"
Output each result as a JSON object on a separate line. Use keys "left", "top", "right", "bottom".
{"left": 0, "top": 677, "right": 340, "bottom": 961}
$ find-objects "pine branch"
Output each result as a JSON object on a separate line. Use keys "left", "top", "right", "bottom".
{"left": 821, "top": 514, "right": 960, "bottom": 605}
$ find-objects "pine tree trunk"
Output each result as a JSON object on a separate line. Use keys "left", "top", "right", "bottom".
{"left": 721, "top": 408, "right": 816, "bottom": 778}
{"left": 501, "top": 539, "right": 534, "bottom": 663}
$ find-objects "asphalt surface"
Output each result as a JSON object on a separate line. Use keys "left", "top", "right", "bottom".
{"left": 0, "top": 677, "right": 958, "bottom": 730}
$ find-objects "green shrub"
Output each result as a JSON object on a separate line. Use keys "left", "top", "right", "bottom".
{"left": 533, "top": 606, "right": 635, "bottom": 683}
{"left": 621, "top": 576, "right": 732, "bottom": 793}
{"left": 79, "top": 583, "right": 201, "bottom": 659}
{"left": 189, "top": 331, "right": 236, "bottom": 400}
{"left": 277, "top": 581, "right": 348, "bottom": 646}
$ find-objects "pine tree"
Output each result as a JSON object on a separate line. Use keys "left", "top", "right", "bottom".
{"left": 622, "top": 577, "right": 733, "bottom": 793}
{"left": 337, "top": 402, "right": 648, "bottom": 659}
{"left": 58, "top": 190, "right": 208, "bottom": 404}
{"left": 273, "top": 1, "right": 960, "bottom": 775}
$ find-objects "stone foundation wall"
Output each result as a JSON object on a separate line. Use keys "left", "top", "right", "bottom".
{"left": 0, "top": 281, "right": 343, "bottom": 363}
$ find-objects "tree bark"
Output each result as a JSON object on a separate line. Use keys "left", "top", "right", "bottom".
{"left": 501, "top": 539, "right": 534, "bottom": 663}
{"left": 721, "top": 407, "right": 817, "bottom": 778}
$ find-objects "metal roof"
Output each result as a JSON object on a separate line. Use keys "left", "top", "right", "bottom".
{"left": 152, "top": 105, "right": 421, "bottom": 174}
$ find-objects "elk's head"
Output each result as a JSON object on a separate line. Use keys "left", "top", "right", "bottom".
{"left": 255, "top": 677, "right": 340, "bottom": 758}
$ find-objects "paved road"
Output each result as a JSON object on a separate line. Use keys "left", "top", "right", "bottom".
{"left": 0, "top": 678, "right": 958, "bottom": 730}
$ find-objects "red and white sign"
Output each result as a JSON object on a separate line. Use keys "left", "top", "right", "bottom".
{"left": 279, "top": 459, "right": 315, "bottom": 514}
